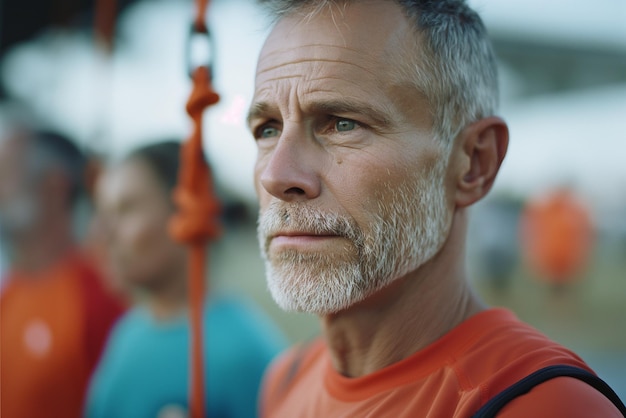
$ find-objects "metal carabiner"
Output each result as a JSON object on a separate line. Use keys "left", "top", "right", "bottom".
{"left": 186, "top": 22, "right": 215, "bottom": 79}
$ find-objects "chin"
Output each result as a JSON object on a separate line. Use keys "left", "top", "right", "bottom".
{"left": 265, "top": 259, "right": 395, "bottom": 316}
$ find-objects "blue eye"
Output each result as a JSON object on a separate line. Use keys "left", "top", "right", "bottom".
{"left": 259, "top": 126, "right": 281, "bottom": 139}
{"left": 335, "top": 119, "right": 357, "bottom": 132}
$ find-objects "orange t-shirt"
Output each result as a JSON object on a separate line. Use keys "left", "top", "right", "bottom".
{"left": 0, "top": 251, "right": 124, "bottom": 418}
{"left": 261, "top": 309, "right": 622, "bottom": 417}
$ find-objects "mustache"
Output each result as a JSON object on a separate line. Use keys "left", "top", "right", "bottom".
{"left": 258, "top": 202, "right": 363, "bottom": 251}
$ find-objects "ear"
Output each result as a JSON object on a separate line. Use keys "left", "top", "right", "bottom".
{"left": 453, "top": 116, "right": 508, "bottom": 208}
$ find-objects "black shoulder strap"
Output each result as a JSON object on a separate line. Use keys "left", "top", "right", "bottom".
{"left": 472, "top": 364, "right": 626, "bottom": 418}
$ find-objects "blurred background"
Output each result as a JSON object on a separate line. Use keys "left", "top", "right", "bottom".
{"left": 1, "top": 0, "right": 625, "bottom": 398}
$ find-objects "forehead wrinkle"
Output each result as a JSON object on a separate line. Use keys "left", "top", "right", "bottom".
{"left": 248, "top": 85, "right": 304, "bottom": 127}
{"left": 305, "top": 76, "right": 383, "bottom": 94}
{"left": 259, "top": 43, "right": 375, "bottom": 63}
{"left": 253, "top": 72, "right": 387, "bottom": 101}
{"left": 255, "top": 75, "right": 305, "bottom": 86}
{"left": 256, "top": 57, "right": 380, "bottom": 81}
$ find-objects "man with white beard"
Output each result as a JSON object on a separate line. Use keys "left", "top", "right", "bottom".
{"left": 248, "top": 0, "right": 625, "bottom": 417}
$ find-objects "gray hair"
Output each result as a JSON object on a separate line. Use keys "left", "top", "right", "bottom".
{"left": 258, "top": 0, "right": 499, "bottom": 150}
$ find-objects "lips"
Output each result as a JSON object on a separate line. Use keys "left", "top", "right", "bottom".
{"left": 269, "top": 231, "right": 342, "bottom": 251}
{"left": 272, "top": 230, "right": 334, "bottom": 238}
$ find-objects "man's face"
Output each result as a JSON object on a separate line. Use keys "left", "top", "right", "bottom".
{"left": 95, "top": 159, "right": 184, "bottom": 289}
{"left": 250, "top": 1, "right": 454, "bottom": 314}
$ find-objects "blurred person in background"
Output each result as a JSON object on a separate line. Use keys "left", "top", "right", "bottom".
{"left": 520, "top": 186, "right": 595, "bottom": 286}
{"left": 0, "top": 125, "right": 125, "bottom": 418}
{"left": 85, "top": 140, "right": 286, "bottom": 418}
{"left": 0, "top": 234, "right": 7, "bottom": 285}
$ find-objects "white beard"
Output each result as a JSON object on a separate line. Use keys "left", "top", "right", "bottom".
{"left": 257, "top": 159, "right": 451, "bottom": 315}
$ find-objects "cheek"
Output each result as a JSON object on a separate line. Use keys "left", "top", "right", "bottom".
{"left": 112, "top": 214, "right": 175, "bottom": 271}
{"left": 121, "top": 218, "right": 165, "bottom": 252}
{"left": 323, "top": 154, "right": 377, "bottom": 209}
{"left": 0, "top": 175, "right": 24, "bottom": 207}
{"left": 324, "top": 152, "right": 406, "bottom": 209}
{"left": 325, "top": 147, "right": 445, "bottom": 222}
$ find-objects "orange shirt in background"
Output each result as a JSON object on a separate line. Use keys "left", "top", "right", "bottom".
{"left": 520, "top": 189, "right": 594, "bottom": 283}
{"left": 261, "top": 309, "right": 622, "bottom": 418}
{"left": 0, "top": 251, "right": 124, "bottom": 418}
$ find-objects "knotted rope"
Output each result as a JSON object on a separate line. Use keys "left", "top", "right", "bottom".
{"left": 169, "top": 1, "right": 221, "bottom": 415}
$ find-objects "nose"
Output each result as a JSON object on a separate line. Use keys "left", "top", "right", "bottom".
{"left": 258, "top": 135, "right": 321, "bottom": 202}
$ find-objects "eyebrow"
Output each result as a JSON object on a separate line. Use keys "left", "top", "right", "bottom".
{"left": 246, "top": 99, "right": 393, "bottom": 129}
{"left": 247, "top": 101, "right": 274, "bottom": 127}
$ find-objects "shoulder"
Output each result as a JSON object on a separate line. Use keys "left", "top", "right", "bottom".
{"left": 71, "top": 252, "right": 125, "bottom": 312}
{"left": 260, "top": 339, "right": 325, "bottom": 414}
{"left": 265, "top": 339, "right": 325, "bottom": 385}
{"left": 498, "top": 376, "right": 624, "bottom": 417}
{"left": 458, "top": 309, "right": 590, "bottom": 384}
{"left": 449, "top": 309, "right": 607, "bottom": 405}
{"left": 88, "top": 309, "right": 152, "bottom": 390}
{"left": 203, "top": 295, "right": 287, "bottom": 388}
{"left": 453, "top": 310, "right": 623, "bottom": 416}
{"left": 102, "top": 308, "right": 147, "bottom": 347}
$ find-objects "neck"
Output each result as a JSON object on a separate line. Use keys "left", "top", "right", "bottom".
{"left": 321, "top": 209, "right": 484, "bottom": 377}
{"left": 9, "top": 213, "right": 75, "bottom": 273}
{"left": 145, "top": 263, "right": 189, "bottom": 321}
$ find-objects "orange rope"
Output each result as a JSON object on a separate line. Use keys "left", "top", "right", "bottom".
{"left": 194, "top": 0, "right": 209, "bottom": 32}
{"left": 94, "top": 0, "right": 118, "bottom": 52}
{"left": 169, "top": 65, "right": 221, "bottom": 418}
{"left": 168, "top": 4, "right": 220, "bottom": 416}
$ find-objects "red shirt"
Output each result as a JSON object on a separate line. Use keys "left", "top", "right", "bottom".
{"left": 261, "top": 309, "right": 621, "bottom": 417}
{"left": 0, "top": 251, "right": 125, "bottom": 418}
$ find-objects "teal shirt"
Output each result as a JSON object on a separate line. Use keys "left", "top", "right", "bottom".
{"left": 85, "top": 296, "right": 286, "bottom": 418}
